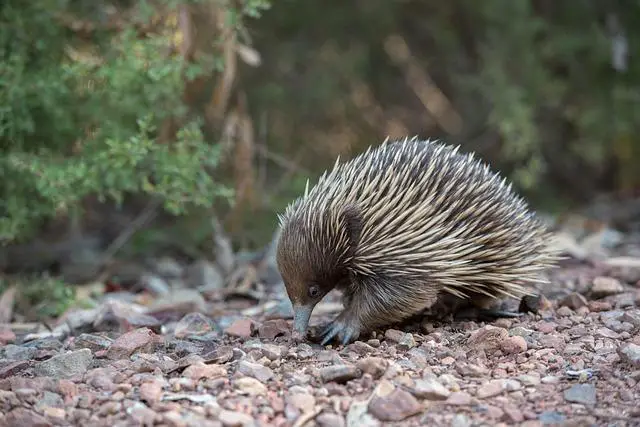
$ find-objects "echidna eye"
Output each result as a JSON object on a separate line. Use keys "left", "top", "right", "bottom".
{"left": 308, "top": 286, "right": 320, "bottom": 298}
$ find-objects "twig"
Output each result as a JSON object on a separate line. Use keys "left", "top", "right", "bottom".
{"left": 292, "top": 406, "right": 323, "bottom": 427}
{"left": 384, "top": 34, "right": 463, "bottom": 135}
{"left": 254, "top": 144, "right": 310, "bottom": 176}
{"left": 100, "top": 198, "right": 162, "bottom": 264}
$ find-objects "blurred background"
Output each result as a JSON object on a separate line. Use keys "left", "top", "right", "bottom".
{"left": 2, "top": 0, "right": 640, "bottom": 320}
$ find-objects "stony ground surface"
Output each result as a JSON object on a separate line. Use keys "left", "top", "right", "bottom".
{"left": 1, "top": 232, "right": 640, "bottom": 426}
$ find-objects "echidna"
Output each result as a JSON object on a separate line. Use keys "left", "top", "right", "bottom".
{"left": 276, "top": 137, "right": 558, "bottom": 345}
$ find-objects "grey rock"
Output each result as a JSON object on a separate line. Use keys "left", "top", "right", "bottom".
{"left": 564, "top": 383, "right": 597, "bottom": 405}
{"left": 618, "top": 343, "right": 640, "bottom": 367}
{"left": 1, "top": 344, "right": 37, "bottom": 361}
{"left": 538, "top": 411, "right": 566, "bottom": 424}
{"left": 74, "top": 334, "right": 112, "bottom": 352}
{"left": 319, "top": 364, "right": 361, "bottom": 384}
{"left": 237, "top": 360, "right": 274, "bottom": 382}
{"left": 411, "top": 377, "right": 450, "bottom": 400}
{"left": 346, "top": 399, "right": 381, "bottom": 427}
{"left": 451, "top": 414, "right": 471, "bottom": 427}
{"left": 24, "top": 337, "right": 63, "bottom": 351}
{"left": 174, "top": 312, "right": 215, "bottom": 338}
{"left": 34, "top": 348, "right": 93, "bottom": 379}
{"left": 619, "top": 311, "right": 640, "bottom": 328}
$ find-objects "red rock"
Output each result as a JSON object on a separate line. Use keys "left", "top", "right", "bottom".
{"left": 106, "top": 327, "right": 163, "bottom": 360}
{"left": 368, "top": 381, "right": 422, "bottom": 422}
{"left": 258, "top": 319, "right": 290, "bottom": 340}
{"left": 0, "top": 328, "right": 16, "bottom": 345}
{"left": 500, "top": 336, "right": 528, "bottom": 354}
{"left": 559, "top": 292, "right": 588, "bottom": 309}
{"left": 535, "top": 322, "right": 557, "bottom": 333}
{"left": 140, "top": 380, "right": 164, "bottom": 404}
{"left": 57, "top": 379, "right": 77, "bottom": 405}
{"left": 467, "top": 326, "right": 509, "bottom": 354}
{"left": 85, "top": 372, "right": 117, "bottom": 393}
{"left": 588, "top": 301, "right": 612, "bottom": 312}
{"left": 224, "top": 318, "right": 256, "bottom": 338}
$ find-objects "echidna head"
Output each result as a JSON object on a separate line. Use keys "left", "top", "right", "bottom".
{"left": 276, "top": 204, "right": 361, "bottom": 340}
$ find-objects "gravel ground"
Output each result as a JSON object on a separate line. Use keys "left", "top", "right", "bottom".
{"left": 1, "top": 256, "right": 640, "bottom": 427}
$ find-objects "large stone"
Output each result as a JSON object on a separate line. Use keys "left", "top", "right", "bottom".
{"left": 368, "top": 380, "right": 422, "bottom": 422}
{"left": 591, "top": 277, "right": 624, "bottom": 298}
{"left": 33, "top": 349, "right": 93, "bottom": 379}
{"left": 106, "top": 328, "right": 163, "bottom": 360}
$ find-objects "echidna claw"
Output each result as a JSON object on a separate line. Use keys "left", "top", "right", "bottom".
{"left": 320, "top": 318, "right": 360, "bottom": 346}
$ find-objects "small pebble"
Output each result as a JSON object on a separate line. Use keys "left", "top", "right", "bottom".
{"left": 412, "top": 377, "right": 450, "bottom": 400}
{"left": 356, "top": 357, "right": 388, "bottom": 379}
{"left": 319, "top": 364, "right": 361, "bottom": 383}
{"left": 618, "top": 343, "right": 640, "bottom": 367}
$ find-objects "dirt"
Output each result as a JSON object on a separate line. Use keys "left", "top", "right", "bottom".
{"left": 1, "top": 248, "right": 640, "bottom": 426}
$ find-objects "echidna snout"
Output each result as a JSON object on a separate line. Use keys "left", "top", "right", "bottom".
{"left": 276, "top": 206, "right": 357, "bottom": 340}
{"left": 276, "top": 137, "right": 559, "bottom": 345}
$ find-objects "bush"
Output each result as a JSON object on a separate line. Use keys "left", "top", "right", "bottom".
{"left": 0, "top": 0, "right": 272, "bottom": 243}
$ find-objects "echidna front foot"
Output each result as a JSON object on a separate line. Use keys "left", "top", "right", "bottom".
{"left": 320, "top": 313, "right": 361, "bottom": 346}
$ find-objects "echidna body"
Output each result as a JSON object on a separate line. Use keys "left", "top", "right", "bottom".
{"left": 276, "top": 137, "right": 558, "bottom": 345}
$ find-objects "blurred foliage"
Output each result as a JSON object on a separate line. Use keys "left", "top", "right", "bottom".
{"left": 245, "top": 0, "right": 640, "bottom": 214}
{"left": 2, "top": 0, "right": 640, "bottom": 254}
{"left": 0, "top": 276, "right": 79, "bottom": 319}
{"left": 0, "top": 0, "right": 272, "bottom": 243}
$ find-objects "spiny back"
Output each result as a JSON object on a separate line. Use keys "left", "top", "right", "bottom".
{"left": 279, "top": 137, "right": 557, "bottom": 300}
